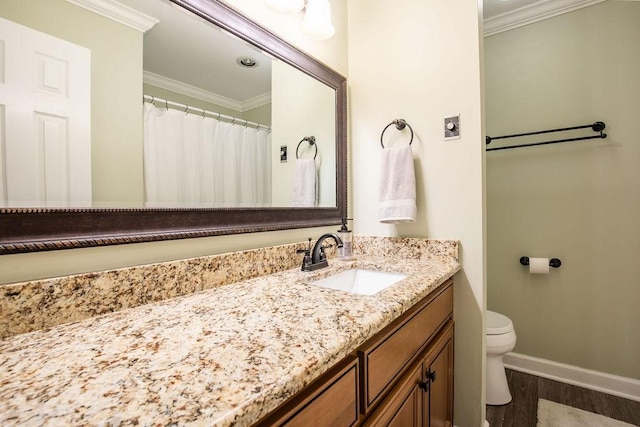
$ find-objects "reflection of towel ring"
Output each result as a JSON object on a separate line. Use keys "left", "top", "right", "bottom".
{"left": 296, "top": 136, "right": 318, "bottom": 159}
{"left": 380, "top": 119, "right": 413, "bottom": 148}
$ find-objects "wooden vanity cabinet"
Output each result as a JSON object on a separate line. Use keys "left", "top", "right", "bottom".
{"left": 360, "top": 280, "right": 454, "bottom": 427}
{"left": 363, "top": 324, "right": 453, "bottom": 427}
{"left": 359, "top": 282, "right": 453, "bottom": 413}
{"left": 258, "top": 279, "right": 453, "bottom": 427}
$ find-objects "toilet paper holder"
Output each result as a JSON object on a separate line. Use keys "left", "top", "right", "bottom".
{"left": 520, "top": 256, "right": 562, "bottom": 268}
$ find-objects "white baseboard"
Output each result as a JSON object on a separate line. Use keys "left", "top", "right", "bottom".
{"left": 504, "top": 352, "right": 640, "bottom": 403}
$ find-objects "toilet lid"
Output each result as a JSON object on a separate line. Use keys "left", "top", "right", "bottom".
{"left": 487, "top": 310, "right": 514, "bottom": 335}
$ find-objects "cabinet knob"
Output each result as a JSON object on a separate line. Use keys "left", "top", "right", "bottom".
{"left": 427, "top": 370, "right": 437, "bottom": 383}
{"left": 418, "top": 381, "right": 429, "bottom": 392}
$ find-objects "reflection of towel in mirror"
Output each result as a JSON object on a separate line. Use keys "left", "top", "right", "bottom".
{"left": 292, "top": 158, "right": 317, "bottom": 207}
{"left": 378, "top": 145, "right": 416, "bottom": 223}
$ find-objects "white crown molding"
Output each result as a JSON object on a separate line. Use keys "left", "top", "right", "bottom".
{"left": 484, "top": 0, "right": 606, "bottom": 37}
{"left": 144, "top": 71, "right": 242, "bottom": 111}
{"left": 241, "top": 92, "right": 273, "bottom": 111}
{"left": 66, "top": 0, "right": 158, "bottom": 33}
{"left": 144, "top": 71, "right": 273, "bottom": 113}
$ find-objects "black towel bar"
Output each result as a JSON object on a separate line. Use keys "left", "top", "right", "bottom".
{"left": 486, "top": 121, "right": 606, "bottom": 151}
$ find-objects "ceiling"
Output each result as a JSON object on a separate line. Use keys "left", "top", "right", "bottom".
{"left": 127, "top": 0, "right": 272, "bottom": 107}
{"left": 124, "top": 0, "right": 602, "bottom": 105}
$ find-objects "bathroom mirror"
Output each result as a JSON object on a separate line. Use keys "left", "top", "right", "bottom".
{"left": 0, "top": 0, "right": 347, "bottom": 254}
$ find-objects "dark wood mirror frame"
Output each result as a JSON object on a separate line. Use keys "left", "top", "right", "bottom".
{"left": 0, "top": 0, "right": 347, "bottom": 255}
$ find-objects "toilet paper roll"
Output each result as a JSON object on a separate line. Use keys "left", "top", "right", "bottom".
{"left": 529, "top": 257, "right": 550, "bottom": 274}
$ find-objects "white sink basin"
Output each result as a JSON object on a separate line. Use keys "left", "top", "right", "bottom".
{"left": 309, "top": 269, "right": 407, "bottom": 295}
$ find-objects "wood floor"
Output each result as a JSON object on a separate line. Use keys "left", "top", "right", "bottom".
{"left": 486, "top": 369, "right": 640, "bottom": 427}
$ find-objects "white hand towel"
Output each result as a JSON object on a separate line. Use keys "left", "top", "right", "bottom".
{"left": 292, "top": 158, "right": 317, "bottom": 207}
{"left": 378, "top": 145, "right": 416, "bottom": 223}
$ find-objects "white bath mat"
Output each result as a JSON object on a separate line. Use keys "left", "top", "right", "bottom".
{"left": 537, "top": 398, "right": 635, "bottom": 427}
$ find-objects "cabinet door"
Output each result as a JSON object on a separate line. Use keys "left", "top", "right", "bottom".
{"left": 363, "top": 361, "right": 423, "bottom": 427}
{"left": 424, "top": 324, "right": 454, "bottom": 427}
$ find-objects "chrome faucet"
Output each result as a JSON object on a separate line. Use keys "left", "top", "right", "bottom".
{"left": 297, "top": 233, "right": 344, "bottom": 271}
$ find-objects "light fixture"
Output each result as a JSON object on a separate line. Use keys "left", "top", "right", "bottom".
{"left": 264, "top": 0, "right": 335, "bottom": 40}
{"left": 236, "top": 56, "right": 259, "bottom": 68}
{"left": 264, "top": 0, "right": 305, "bottom": 14}
{"left": 300, "top": 0, "right": 335, "bottom": 40}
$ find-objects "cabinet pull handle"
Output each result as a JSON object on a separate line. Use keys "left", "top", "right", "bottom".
{"left": 427, "top": 370, "right": 437, "bottom": 383}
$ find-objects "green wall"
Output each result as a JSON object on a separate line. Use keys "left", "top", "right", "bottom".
{"left": 486, "top": 1, "right": 640, "bottom": 379}
{"left": 243, "top": 103, "right": 272, "bottom": 127}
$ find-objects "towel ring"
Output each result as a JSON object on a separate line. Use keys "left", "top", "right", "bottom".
{"left": 380, "top": 119, "right": 413, "bottom": 148}
{"left": 296, "top": 136, "right": 317, "bottom": 160}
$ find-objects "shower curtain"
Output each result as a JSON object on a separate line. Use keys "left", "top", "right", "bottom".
{"left": 143, "top": 103, "right": 272, "bottom": 207}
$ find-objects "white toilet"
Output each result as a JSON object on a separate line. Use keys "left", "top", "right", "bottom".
{"left": 486, "top": 310, "right": 517, "bottom": 405}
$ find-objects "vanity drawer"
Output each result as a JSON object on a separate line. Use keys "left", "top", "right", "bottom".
{"left": 359, "top": 281, "right": 453, "bottom": 411}
{"left": 259, "top": 355, "right": 360, "bottom": 427}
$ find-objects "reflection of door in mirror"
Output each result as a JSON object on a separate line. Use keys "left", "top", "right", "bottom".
{"left": 0, "top": 16, "right": 91, "bottom": 208}
{"left": 0, "top": 0, "right": 144, "bottom": 208}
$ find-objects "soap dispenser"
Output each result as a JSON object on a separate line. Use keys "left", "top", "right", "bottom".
{"left": 337, "top": 218, "right": 352, "bottom": 259}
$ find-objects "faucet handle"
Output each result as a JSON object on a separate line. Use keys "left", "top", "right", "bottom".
{"left": 296, "top": 238, "right": 312, "bottom": 255}
{"left": 297, "top": 238, "right": 313, "bottom": 271}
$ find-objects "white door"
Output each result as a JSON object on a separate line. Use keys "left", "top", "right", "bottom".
{"left": 0, "top": 16, "right": 91, "bottom": 208}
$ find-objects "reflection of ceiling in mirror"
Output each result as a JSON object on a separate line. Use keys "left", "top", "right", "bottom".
{"left": 127, "top": 0, "right": 272, "bottom": 104}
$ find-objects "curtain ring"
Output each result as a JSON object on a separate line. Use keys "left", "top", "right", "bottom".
{"left": 231, "top": 118, "right": 236, "bottom": 126}
{"left": 201, "top": 110, "right": 206, "bottom": 119}
{"left": 184, "top": 105, "right": 189, "bottom": 114}
{"left": 165, "top": 99, "right": 169, "bottom": 110}
{"left": 216, "top": 112, "right": 221, "bottom": 121}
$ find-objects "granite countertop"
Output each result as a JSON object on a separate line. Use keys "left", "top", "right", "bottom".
{"left": 0, "top": 255, "right": 459, "bottom": 426}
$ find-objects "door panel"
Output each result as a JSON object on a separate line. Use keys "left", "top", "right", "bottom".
{"left": 364, "top": 362, "right": 423, "bottom": 427}
{"left": 0, "top": 16, "right": 90, "bottom": 207}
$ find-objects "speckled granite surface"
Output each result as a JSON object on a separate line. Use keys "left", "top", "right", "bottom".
{"left": 355, "top": 236, "right": 459, "bottom": 261}
{"left": 0, "top": 237, "right": 459, "bottom": 426}
{"left": 0, "top": 242, "right": 309, "bottom": 339}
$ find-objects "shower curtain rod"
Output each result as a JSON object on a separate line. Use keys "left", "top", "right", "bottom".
{"left": 143, "top": 95, "right": 271, "bottom": 132}
{"left": 485, "top": 121, "right": 606, "bottom": 152}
